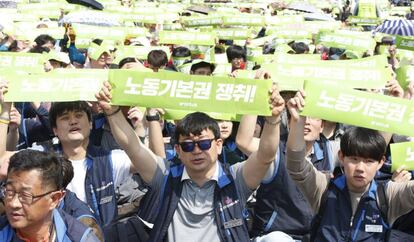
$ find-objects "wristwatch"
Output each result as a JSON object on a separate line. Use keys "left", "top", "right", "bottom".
{"left": 146, "top": 113, "right": 160, "bottom": 121}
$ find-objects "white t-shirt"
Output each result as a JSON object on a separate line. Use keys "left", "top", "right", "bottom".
{"left": 66, "top": 149, "right": 132, "bottom": 203}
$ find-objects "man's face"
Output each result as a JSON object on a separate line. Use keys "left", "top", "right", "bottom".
{"left": 53, "top": 110, "right": 92, "bottom": 144}
{"left": 304, "top": 117, "right": 323, "bottom": 142}
{"left": 339, "top": 151, "right": 384, "bottom": 193}
{"left": 192, "top": 66, "right": 212, "bottom": 76}
{"left": 175, "top": 129, "right": 222, "bottom": 174}
{"left": 217, "top": 120, "right": 233, "bottom": 140}
{"left": 4, "top": 170, "right": 62, "bottom": 230}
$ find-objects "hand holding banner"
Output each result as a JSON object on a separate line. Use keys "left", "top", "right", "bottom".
{"left": 109, "top": 69, "right": 272, "bottom": 115}
{"left": 390, "top": 142, "right": 414, "bottom": 172}
{"left": 301, "top": 81, "right": 414, "bottom": 136}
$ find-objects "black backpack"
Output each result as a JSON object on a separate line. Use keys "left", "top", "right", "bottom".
{"left": 103, "top": 215, "right": 150, "bottom": 242}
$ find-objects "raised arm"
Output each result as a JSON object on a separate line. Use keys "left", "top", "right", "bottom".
{"left": 95, "top": 81, "right": 158, "bottom": 184}
{"left": 242, "top": 71, "right": 285, "bottom": 189}
{"left": 235, "top": 115, "right": 260, "bottom": 156}
{"left": 285, "top": 90, "right": 329, "bottom": 212}
{"left": 146, "top": 108, "right": 167, "bottom": 159}
{"left": 0, "top": 81, "right": 12, "bottom": 161}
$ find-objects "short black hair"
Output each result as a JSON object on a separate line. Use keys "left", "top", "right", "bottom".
{"left": 291, "top": 42, "right": 309, "bottom": 54}
{"left": 190, "top": 61, "right": 215, "bottom": 73}
{"left": 34, "top": 34, "right": 56, "bottom": 48}
{"left": 174, "top": 112, "right": 220, "bottom": 144}
{"left": 147, "top": 50, "right": 168, "bottom": 68}
{"left": 118, "top": 57, "right": 138, "bottom": 69}
{"left": 226, "top": 45, "right": 246, "bottom": 62}
{"left": 60, "top": 157, "right": 74, "bottom": 188}
{"left": 172, "top": 46, "right": 191, "bottom": 58}
{"left": 340, "top": 127, "right": 386, "bottom": 161}
{"left": 8, "top": 150, "right": 63, "bottom": 190}
{"left": 49, "top": 101, "right": 92, "bottom": 129}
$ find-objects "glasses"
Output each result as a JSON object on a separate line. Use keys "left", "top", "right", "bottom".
{"left": 179, "top": 139, "right": 215, "bottom": 152}
{"left": 1, "top": 186, "right": 59, "bottom": 205}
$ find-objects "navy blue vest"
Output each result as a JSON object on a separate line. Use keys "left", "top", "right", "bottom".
{"left": 40, "top": 141, "right": 117, "bottom": 226}
{"left": 311, "top": 175, "right": 389, "bottom": 242}
{"left": 83, "top": 145, "right": 117, "bottom": 226}
{"left": 251, "top": 143, "right": 314, "bottom": 239}
{"left": 60, "top": 190, "right": 97, "bottom": 222}
{"left": 148, "top": 163, "right": 250, "bottom": 242}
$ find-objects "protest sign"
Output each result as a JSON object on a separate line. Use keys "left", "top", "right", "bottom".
{"left": 5, "top": 70, "right": 108, "bottom": 102}
{"left": 164, "top": 109, "right": 237, "bottom": 121}
{"left": 396, "top": 65, "right": 414, "bottom": 89}
{"left": 301, "top": 81, "right": 414, "bottom": 136}
{"left": 395, "top": 35, "right": 414, "bottom": 51}
{"left": 222, "top": 15, "right": 265, "bottom": 26}
{"left": 0, "top": 52, "right": 45, "bottom": 73}
{"left": 109, "top": 69, "right": 272, "bottom": 115}
{"left": 261, "top": 55, "right": 390, "bottom": 90}
{"left": 390, "top": 142, "right": 414, "bottom": 172}
{"left": 159, "top": 31, "right": 216, "bottom": 46}
{"left": 316, "top": 31, "right": 376, "bottom": 52}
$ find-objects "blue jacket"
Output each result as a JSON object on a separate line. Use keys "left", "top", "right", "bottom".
{"left": 0, "top": 209, "right": 98, "bottom": 242}
{"left": 311, "top": 175, "right": 389, "bottom": 242}
{"left": 148, "top": 163, "right": 250, "bottom": 242}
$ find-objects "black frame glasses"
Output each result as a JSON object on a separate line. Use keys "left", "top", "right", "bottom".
{"left": 179, "top": 139, "right": 215, "bottom": 152}
{"left": 1, "top": 186, "right": 59, "bottom": 205}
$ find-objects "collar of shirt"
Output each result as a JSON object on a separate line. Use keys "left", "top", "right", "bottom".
{"left": 181, "top": 161, "right": 220, "bottom": 182}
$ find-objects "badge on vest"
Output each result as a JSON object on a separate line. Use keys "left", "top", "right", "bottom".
{"left": 365, "top": 224, "right": 383, "bottom": 233}
{"left": 100, "top": 195, "right": 113, "bottom": 205}
{"left": 224, "top": 219, "right": 243, "bottom": 229}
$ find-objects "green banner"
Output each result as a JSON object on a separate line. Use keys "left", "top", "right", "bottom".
{"left": 164, "top": 109, "right": 237, "bottom": 121}
{"left": 0, "top": 52, "right": 45, "bottom": 73}
{"left": 115, "top": 46, "right": 171, "bottom": 61}
{"left": 182, "top": 16, "right": 223, "bottom": 27}
{"left": 347, "top": 16, "right": 381, "bottom": 26}
{"left": 109, "top": 70, "right": 272, "bottom": 115}
{"left": 395, "top": 65, "right": 414, "bottom": 90}
{"left": 395, "top": 35, "right": 414, "bottom": 51}
{"left": 72, "top": 24, "right": 126, "bottom": 41}
{"left": 5, "top": 70, "right": 108, "bottom": 102}
{"left": 213, "top": 28, "right": 254, "bottom": 40}
{"left": 390, "top": 142, "right": 414, "bottom": 172}
{"left": 222, "top": 15, "right": 265, "bottom": 26}
{"left": 159, "top": 31, "right": 216, "bottom": 46}
{"left": 301, "top": 81, "right": 414, "bottom": 137}
{"left": 316, "top": 31, "right": 377, "bottom": 52}
{"left": 265, "top": 15, "right": 304, "bottom": 26}
{"left": 261, "top": 55, "right": 391, "bottom": 90}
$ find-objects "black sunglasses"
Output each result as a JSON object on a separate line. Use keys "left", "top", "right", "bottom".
{"left": 179, "top": 139, "right": 215, "bottom": 152}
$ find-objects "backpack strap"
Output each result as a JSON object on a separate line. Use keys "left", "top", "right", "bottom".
{"left": 310, "top": 181, "right": 334, "bottom": 242}
{"left": 376, "top": 181, "right": 389, "bottom": 222}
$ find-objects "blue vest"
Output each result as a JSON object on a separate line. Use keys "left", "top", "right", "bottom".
{"left": 83, "top": 145, "right": 117, "bottom": 226}
{"left": 312, "top": 137, "right": 333, "bottom": 172}
{"left": 60, "top": 190, "right": 98, "bottom": 222}
{"left": 0, "top": 209, "right": 93, "bottom": 242}
{"left": 251, "top": 143, "right": 314, "bottom": 239}
{"left": 40, "top": 141, "right": 118, "bottom": 226}
{"left": 311, "top": 175, "right": 389, "bottom": 242}
{"left": 148, "top": 163, "right": 250, "bottom": 242}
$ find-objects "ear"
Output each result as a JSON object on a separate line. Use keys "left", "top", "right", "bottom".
{"left": 338, "top": 150, "right": 344, "bottom": 166}
{"left": 50, "top": 190, "right": 65, "bottom": 210}
{"left": 377, "top": 156, "right": 386, "bottom": 171}
{"left": 215, "top": 138, "right": 223, "bottom": 155}
{"left": 320, "top": 120, "right": 325, "bottom": 133}
{"left": 174, "top": 144, "right": 181, "bottom": 158}
{"left": 52, "top": 127, "right": 58, "bottom": 137}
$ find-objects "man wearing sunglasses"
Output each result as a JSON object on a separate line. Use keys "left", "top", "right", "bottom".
{"left": 0, "top": 150, "right": 99, "bottom": 242}
{"left": 95, "top": 69, "right": 285, "bottom": 242}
